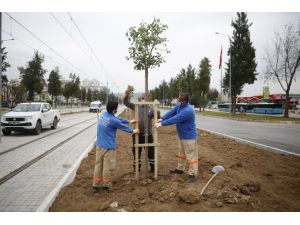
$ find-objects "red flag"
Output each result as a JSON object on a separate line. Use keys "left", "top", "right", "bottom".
{"left": 219, "top": 46, "right": 222, "bottom": 69}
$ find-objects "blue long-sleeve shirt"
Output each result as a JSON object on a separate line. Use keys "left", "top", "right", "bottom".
{"left": 161, "top": 103, "right": 197, "bottom": 140}
{"left": 96, "top": 112, "right": 134, "bottom": 150}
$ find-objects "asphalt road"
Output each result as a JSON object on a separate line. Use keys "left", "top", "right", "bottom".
{"left": 161, "top": 109, "right": 300, "bottom": 155}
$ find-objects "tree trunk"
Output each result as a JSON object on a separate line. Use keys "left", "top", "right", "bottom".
{"left": 284, "top": 91, "right": 290, "bottom": 118}
{"left": 231, "top": 94, "right": 236, "bottom": 116}
{"left": 28, "top": 90, "right": 34, "bottom": 101}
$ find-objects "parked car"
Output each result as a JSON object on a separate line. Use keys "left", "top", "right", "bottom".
{"left": 1, "top": 102, "right": 60, "bottom": 135}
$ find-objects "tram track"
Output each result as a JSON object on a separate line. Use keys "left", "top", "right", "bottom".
{"left": 0, "top": 116, "right": 97, "bottom": 156}
{"left": 0, "top": 121, "right": 97, "bottom": 186}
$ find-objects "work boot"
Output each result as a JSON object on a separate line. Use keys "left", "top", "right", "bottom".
{"left": 187, "top": 175, "right": 196, "bottom": 183}
{"left": 92, "top": 186, "right": 101, "bottom": 193}
{"left": 102, "top": 187, "right": 109, "bottom": 193}
{"left": 169, "top": 168, "right": 184, "bottom": 174}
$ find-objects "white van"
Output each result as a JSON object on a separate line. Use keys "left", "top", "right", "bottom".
{"left": 89, "top": 101, "right": 102, "bottom": 113}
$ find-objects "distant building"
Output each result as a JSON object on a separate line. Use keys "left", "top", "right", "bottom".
{"left": 237, "top": 94, "right": 300, "bottom": 110}
{"left": 81, "top": 79, "right": 105, "bottom": 91}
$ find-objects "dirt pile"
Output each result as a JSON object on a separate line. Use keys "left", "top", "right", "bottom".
{"left": 50, "top": 114, "right": 300, "bottom": 212}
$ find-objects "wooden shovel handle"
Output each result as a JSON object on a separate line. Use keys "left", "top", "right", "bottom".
{"left": 200, "top": 172, "right": 219, "bottom": 196}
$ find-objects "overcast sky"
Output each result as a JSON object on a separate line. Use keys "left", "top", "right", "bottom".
{"left": 2, "top": 12, "right": 300, "bottom": 96}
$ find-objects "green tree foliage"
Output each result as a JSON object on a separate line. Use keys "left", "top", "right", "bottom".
{"left": 62, "top": 73, "right": 80, "bottom": 106}
{"left": 263, "top": 22, "right": 300, "bottom": 118}
{"left": 87, "top": 88, "right": 92, "bottom": 102}
{"left": 47, "top": 67, "right": 62, "bottom": 106}
{"left": 126, "top": 17, "right": 170, "bottom": 143}
{"left": 126, "top": 17, "right": 170, "bottom": 100}
{"left": 223, "top": 12, "right": 258, "bottom": 115}
{"left": 1, "top": 45, "right": 10, "bottom": 84}
{"left": 207, "top": 88, "right": 219, "bottom": 101}
{"left": 18, "top": 51, "right": 46, "bottom": 101}
{"left": 81, "top": 87, "right": 86, "bottom": 103}
{"left": 197, "top": 57, "right": 212, "bottom": 111}
{"left": 150, "top": 58, "right": 215, "bottom": 108}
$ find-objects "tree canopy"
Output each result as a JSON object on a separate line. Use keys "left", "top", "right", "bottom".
{"left": 223, "top": 12, "right": 257, "bottom": 114}
{"left": 19, "top": 51, "right": 46, "bottom": 101}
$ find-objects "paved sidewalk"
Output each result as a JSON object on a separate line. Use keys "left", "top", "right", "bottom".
{"left": 0, "top": 108, "right": 124, "bottom": 211}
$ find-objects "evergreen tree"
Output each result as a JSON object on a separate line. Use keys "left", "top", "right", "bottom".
{"left": 87, "top": 88, "right": 92, "bottom": 102}
{"left": 81, "top": 87, "right": 86, "bottom": 103}
{"left": 223, "top": 12, "right": 257, "bottom": 115}
{"left": 197, "top": 57, "right": 211, "bottom": 111}
{"left": 1, "top": 45, "right": 10, "bottom": 85}
{"left": 47, "top": 67, "right": 62, "bottom": 107}
{"left": 19, "top": 51, "right": 46, "bottom": 101}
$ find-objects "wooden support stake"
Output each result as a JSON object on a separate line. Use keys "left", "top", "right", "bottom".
{"left": 134, "top": 105, "right": 139, "bottom": 181}
{"left": 153, "top": 104, "right": 158, "bottom": 180}
{"left": 134, "top": 143, "right": 160, "bottom": 147}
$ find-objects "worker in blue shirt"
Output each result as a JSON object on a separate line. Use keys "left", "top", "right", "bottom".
{"left": 93, "top": 101, "right": 139, "bottom": 193}
{"left": 155, "top": 93, "right": 198, "bottom": 183}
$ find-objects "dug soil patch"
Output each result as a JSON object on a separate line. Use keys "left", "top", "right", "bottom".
{"left": 50, "top": 113, "right": 300, "bottom": 212}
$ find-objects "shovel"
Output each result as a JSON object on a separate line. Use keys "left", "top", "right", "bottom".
{"left": 200, "top": 165, "right": 225, "bottom": 196}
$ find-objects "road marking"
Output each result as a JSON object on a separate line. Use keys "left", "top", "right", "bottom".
{"left": 198, "top": 126, "right": 300, "bottom": 157}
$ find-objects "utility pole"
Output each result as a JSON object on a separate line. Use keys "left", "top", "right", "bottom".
{"left": 0, "top": 12, "right": 2, "bottom": 143}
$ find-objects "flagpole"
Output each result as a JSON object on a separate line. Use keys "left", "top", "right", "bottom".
{"left": 220, "top": 64, "right": 222, "bottom": 103}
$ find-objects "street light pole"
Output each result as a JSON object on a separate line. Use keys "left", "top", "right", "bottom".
{"left": 215, "top": 32, "right": 232, "bottom": 115}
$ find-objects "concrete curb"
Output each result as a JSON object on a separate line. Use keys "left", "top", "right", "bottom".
{"left": 199, "top": 127, "right": 300, "bottom": 157}
{"left": 36, "top": 138, "right": 96, "bottom": 212}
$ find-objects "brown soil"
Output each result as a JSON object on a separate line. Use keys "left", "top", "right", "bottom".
{"left": 50, "top": 112, "right": 300, "bottom": 212}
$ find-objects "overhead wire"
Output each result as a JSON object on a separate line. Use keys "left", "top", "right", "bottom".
{"left": 49, "top": 12, "right": 109, "bottom": 82}
{"left": 66, "top": 12, "right": 115, "bottom": 82}
{"left": 3, "top": 30, "right": 75, "bottom": 77}
{"left": 4, "top": 12, "right": 100, "bottom": 81}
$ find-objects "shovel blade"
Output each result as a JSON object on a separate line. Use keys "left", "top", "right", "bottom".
{"left": 212, "top": 165, "right": 225, "bottom": 173}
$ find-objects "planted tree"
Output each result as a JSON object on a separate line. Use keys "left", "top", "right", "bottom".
{"left": 48, "top": 67, "right": 62, "bottom": 107}
{"left": 223, "top": 12, "right": 257, "bottom": 115}
{"left": 19, "top": 51, "right": 46, "bottom": 101}
{"left": 126, "top": 17, "right": 170, "bottom": 171}
{"left": 263, "top": 23, "right": 300, "bottom": 118}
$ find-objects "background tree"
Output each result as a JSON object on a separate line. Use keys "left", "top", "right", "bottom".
{"left": 92, "top": 90, "right": 100, "bottom": 101}
{"left": 87, "top": 88, "right": 92, "bottom": 102}
{"left": 47, "top": 67, "right": 61, "bottom": 107}
{"left": 62, "top": 83, "right": 72, "bottom": 106}
{"left": 263, "top": 23, "right": 300, "bottom": 118}
{"left": 1, "top": 45, "right": 10, "bottom": 85}
{"left": 69, "top": 73, "right": 81, "bottom": 106}
{"left": 81, "top": 87, "right": 86, "bottom": 103}
{"left": 126, "top": 17, "right": 170, "bottom": 154}
{"left": 223, "top": 12, "right": 258, "bottom": 115}
{"left": 197, "top": 57, "right": 212, "bottom": 111}
{"left": 207, "top": 88, "right": 219, "bottom": 101}
{"left": 7, "top": 79, "right": 26, "bottom": 106}
{"left": 19, "top": 51, "right": 46, "bottom": 101}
